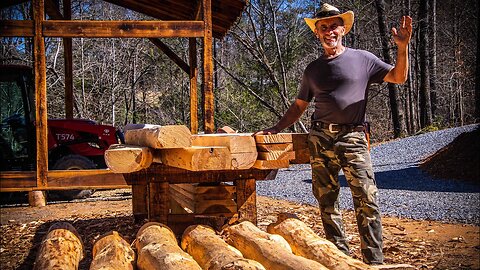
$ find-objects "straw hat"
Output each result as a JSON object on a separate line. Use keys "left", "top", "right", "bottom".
{"left": 304, "top": 3, "right": 354, "bottom": 34}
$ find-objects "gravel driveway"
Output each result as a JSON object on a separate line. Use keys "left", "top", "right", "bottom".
{"left": 257, "top": 124, "right": 480, "bottom": 225}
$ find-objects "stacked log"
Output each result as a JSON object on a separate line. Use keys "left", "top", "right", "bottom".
{"left": 135, "top": 222, "right": 202, "bottom": 270}
{"left": 104, "top": 144, "right": 156, "bottom": 173}
{"left": 124, "top": 124, "right": 192, "bottom": 149}
{"left": 253, "top": 133, "right": 310, "bottom": 169}
{"left": 90, "top": 231, "right": 135, "bottom": 270}
{"left": 267, "top": 214, "right": 374, "bottom": 270}
{"left": 181, "top": 224, "right": 265, "bottom": 270}
{"left": 223, "top": 221, "right": 329, "bottom": 270}
{"left": 33, "top": 222, "right": 83, "bottom": 270}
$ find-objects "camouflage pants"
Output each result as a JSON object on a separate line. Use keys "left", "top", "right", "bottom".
{"left": 307, "top": 128, "right": 384, "bottom": 264}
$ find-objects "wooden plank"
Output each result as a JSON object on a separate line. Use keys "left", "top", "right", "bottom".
{"left": 169, "top": 184, "right": 196, "bottom": 211}
{"left": 194, "top": 184, "right": 236, "bottom": 201}
{"left": 203, "top": 0, "right": 214, "bottom": 133}
{"left": 104, "top": 144, "right": 154, "bottom": 173}
{"left": 159, "top": 146, "right": 231, "bottom": 171}
{"left": 169, "top": 196, "right": 191, "bottom": 214}
{"left": 0, "top": 20, "right": 34, "bottom": 37}
{"left": 257, "top": 150, "right": 295, "bottom": 161}
{"left": 235, "top": 179, "right": 257, "bottom": 225}
{"left": 252, "top": 159, "right": 290, "bottom": 170}
{"left": 149, "top": 38, "right": 190, "bottom": 75}
{"left": 256, "top": 143, "right": 293, "bottom": 152}
{"left": 189, "top": 38, "right": 198, "bottom": 134}
{"left": 192, "top": 133, "right": 258, "bottom": 169}
{"left": 42, "top": 20, "right": 204, "bottom": 38}
{"left": 254, "top": 133, "right": 293, "bottom": 144}
{"left": 195, "top": 199, "right": 236, "bottom": 214}
{"left": 124, "top": 124, "right": 192, "bottom": 149}
{"left": 34, "top": 0, "right": 48, "bottom": 188}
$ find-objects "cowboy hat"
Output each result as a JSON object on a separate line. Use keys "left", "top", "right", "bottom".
{"left": 304, "top": 3, "right": 354, "bottom": 34}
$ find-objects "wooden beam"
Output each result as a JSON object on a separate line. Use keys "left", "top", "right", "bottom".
{"left": 235, "top": 178, "right": 257, "bottom": 224}
{"left": 34, "top": 0, "right": 48, "bottom": 188}
{"left": 0, "top": 20, "right": 34, "bottom": 37}
{"left": 203, "top": 0, "right": 214, "bottom": 133}
{"left": 149, "top": 38, "right": 190, "bottom": 74}
{"left": 0, "top": 170, "right": 128, "bottom": 191}
{"left": 158, "top": 146, "right": 231, "bottom": 171}
{"left": 42, "top": 20, "right": 204, "bottom": 38}
{"left": 189, "top": 38, "right": 198, "bottom": 134}
{"left": 63, "top": 0, "right": 73, "bottom": 119}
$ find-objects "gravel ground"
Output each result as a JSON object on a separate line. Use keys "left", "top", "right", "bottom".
{"left": 257, "top": 124, "right": 480, "bottom": 225}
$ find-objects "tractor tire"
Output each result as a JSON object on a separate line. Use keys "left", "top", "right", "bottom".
{"left": 48, "top": 155, "right": 96, "bottom": 200}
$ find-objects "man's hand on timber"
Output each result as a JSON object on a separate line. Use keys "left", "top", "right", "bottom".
{"left": 253, "top": 126, "right": 280, "bottom": 136}
{"left": 392, "top": 16, "right": 412, "bottom": 49}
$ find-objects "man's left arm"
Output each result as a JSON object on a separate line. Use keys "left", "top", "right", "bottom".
{"left": 384, "top": 16, "right": 413, "bottom": 84}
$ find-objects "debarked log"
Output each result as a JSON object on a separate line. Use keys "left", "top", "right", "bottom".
{"left": 124, "top": 124, "right": 192, "bottom": 149}
{"left": 105, "top": 144, "right": 156, "bottom": 173}
{"left": 90, "top": 231, "right": 135, "bottom": 270}
{"left": 266, "top": 214, "right": 374, "bottom": 270}
{"left": 223, "top": 221, "right": 328, "bottom": 270}
{"left": 181, "top": 224, "right": 265, "bottom": 270}
{"left": 33, "top": 222, "right": 84, "bottom": 270}
{"left": 159, "top": 146, "right": 231, "bottom": 171}
{"left": 135, "top": 222, "right": 202, "bottom": 270}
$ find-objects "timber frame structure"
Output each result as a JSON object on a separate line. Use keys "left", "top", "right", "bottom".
{"left": 0, "top": 0, "right": 248, "bottom": 192}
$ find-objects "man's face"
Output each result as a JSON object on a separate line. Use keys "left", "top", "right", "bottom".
{"left": 314, "top": 17, "right": 345, "bottom": 49}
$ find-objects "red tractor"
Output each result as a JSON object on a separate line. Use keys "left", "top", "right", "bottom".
{"left": 0, "top": 65, "right": 123, "bottom": 200}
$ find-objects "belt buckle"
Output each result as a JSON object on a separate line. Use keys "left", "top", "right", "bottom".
{"left": 328, "top": 123, "right": 339, "bottom": 133}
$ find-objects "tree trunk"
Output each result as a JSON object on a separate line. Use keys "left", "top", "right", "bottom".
{"left": 266, "top": 214, "right": 374, "bottom": 270}
{"left": 428, "top": 0, "right": 438, "bottom": 119}
{"left": 223, "top": 221, "right": 328, "bottom": 270}
{"left": 33, "top": 222, "right": 83, "bottom": 270}
{"left": 374, "top": 0, "right": 407, "bottom": 137}
{"left": 135, "top": 222, "right": 202, "bottom": 270}
{"left": 90, "top": 231, "right": 135, "bottom": 270}
{"left": 418, "top": 0, "right": 433, "bottom": 127}
{"left": 181, "top": 224, "right": 266, "bottom": 270}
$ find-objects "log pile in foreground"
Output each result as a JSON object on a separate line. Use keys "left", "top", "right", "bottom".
{"left": 105, "top": 124, "right": 311, "bottom": 173}
{"left": 34, "top": 216, "right": 415, "bottom": 270}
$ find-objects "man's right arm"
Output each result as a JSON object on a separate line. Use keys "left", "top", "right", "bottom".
{"left": 254, "top": 99, "right": 309, "bottom": 135}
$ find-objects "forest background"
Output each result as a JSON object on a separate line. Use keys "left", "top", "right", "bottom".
{"left": 1, "top": 0, "right": 479, "bottom": 142}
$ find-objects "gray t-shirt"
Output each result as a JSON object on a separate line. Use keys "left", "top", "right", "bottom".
{"left": 297, "top": 48, "right": 392, "bottom": 124}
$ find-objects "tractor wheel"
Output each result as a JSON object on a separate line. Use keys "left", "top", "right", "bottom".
{"left": 48, "top": 155, "right": 96, "bottom": 200}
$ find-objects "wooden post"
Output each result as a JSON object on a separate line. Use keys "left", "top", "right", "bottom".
{"left": 189, "top": 38, "right": 198, "bottom": 134}
{"left": 33, "top": 0, "right": 48, "bottom": 193}
{"left": 132, "top": 183, "right": 148, "bottom": 222}
{"left": 63, "top": 0, "right": 73, "bottom": 119}
{"left": 148, "top": 181, "right": 169, "bottom": 224}
{"left": 203, "top": 0, "right": 214, "bottom": 133}
{"left": 235, "top": 178, "right": 257, "bottom": 225}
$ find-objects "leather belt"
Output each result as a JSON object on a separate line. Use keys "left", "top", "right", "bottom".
{"left": 312, "top": 121, "right": 365, "bottom": 133}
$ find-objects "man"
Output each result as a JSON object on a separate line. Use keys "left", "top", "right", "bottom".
{"left": 255, "top": 3, "right": 412, "bottom": 265}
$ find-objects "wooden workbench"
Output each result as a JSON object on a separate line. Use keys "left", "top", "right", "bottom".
{"left": 123, "top": 164, "right": 275, "bottom": 234}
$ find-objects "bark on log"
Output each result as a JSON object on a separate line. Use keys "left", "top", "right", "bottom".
{"left": 266, "top": 214, "right": 374, "bottom": 270}
{"left": 159, "top": 146, "right": 231, "bottom": 171}
{"left": 192, "top": 133, "right": 257, "bottom": 169}
{"left": 135, "top": 222, "right": 202, "bottom": 270}
{"left": 29, "top": 191, "right": 46, "bottom": 207}
{"left": 33, "top": 222, "right": 84, "bottom": 270}
{"left": 90, "top": 231, "right": 135, "bottom": 270}
{"left": 104, "top": 144, "right": 155, "bottom": 173}
{"left": 124, "top": 124, "right": 192, "bottom": 149}
{"left": 223, "top": 221, "right": 328, "bottom": 270}
{"left": 181, "top": 224, "right": 266, "bottom": 270}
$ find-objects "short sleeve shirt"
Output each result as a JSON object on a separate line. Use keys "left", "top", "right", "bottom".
{"left": 297, "top": 48, "right": 392, "bottom": 124}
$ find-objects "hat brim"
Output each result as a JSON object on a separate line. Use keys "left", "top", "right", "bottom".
{"left": 304, "top": 11, "right": 354, "bottom": 35}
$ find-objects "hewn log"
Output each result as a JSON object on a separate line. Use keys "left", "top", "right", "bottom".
{"left": 257, "top": 151, "right": 295, "bottom": 161}
{"left": 181, "top": 224, "right": 266, "bottom": 270}
{"left": 159, "top": 146, "right": 231, "bottom": 171}
{"left": 254, "top": 133, "right": 293, "bottom": 144}
{"left": 256, "top": 143, "right": 293, "bottom": 152}
{"left": 33, "top": 222, "right": 83, "bottom": 270}
{"left": 90, "top": 231, "right": 135, "bottom": 270}
{"left": 192, "top": 133, "right": 257, "bottom": 169}
{"left": 135, "top": 222, "right": 202, "bottom": 270}
{"left": 124, "top": 124, "right": 192, "bottom": 149}
{"left": 252, "top": 159, "right": 289, "bottom": 170}
{"left": 104, "top": 144, "right": 155, "bottom": 173}
{"left": 223, "top": 221, "right": 328, "bottom": 270}
{"left": 267, "top": 214, "right": 373, "bottom": 270}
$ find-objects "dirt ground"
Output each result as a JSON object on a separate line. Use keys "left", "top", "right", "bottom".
{"left": 0, "top": 190, "right": 479, "bottom": 270}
